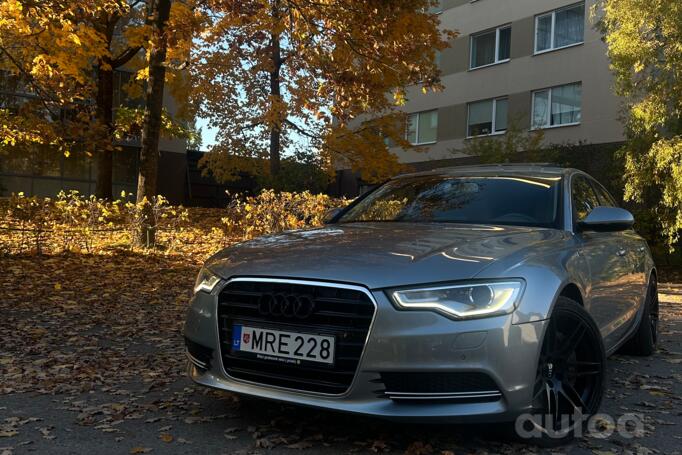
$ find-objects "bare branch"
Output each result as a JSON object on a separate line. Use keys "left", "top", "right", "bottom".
{"left": 285, "top": 119, "right": 321, "bottom": 140}
{"left": 112, "top": 46, "right": 142, "bottom": 68}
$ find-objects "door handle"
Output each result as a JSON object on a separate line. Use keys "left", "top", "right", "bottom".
{"left": 616, "top": 249, "right": 627, "bottom": 257}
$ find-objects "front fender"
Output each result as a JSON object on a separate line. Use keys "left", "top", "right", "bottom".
{"left": 474, "top": 243, "right": 589, "bottom": 325}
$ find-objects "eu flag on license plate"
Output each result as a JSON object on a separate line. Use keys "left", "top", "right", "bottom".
{"left": 232, "top": 324, "right": 242, "bottom": 349}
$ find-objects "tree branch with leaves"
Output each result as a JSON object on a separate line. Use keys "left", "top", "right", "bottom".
{"left": 192, "top": 0, "right": 454, "bottom": 185}
{"left": 599, "top": 0, "right": 682, "bottom": 249}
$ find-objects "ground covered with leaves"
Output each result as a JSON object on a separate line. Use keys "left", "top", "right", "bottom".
{"left": 1, "top": 247, "right": 681, "bottom": 454}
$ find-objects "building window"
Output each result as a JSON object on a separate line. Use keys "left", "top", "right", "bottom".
{"left": 532, "top": 83, "right": 582, "bottom": 129}
{"left": 535, "top": 3, "right": 585, "bottom": 54}
{"left": 406, "top": 110, "right": 438, "bottom": 145}
{"left": 467, "top": 97, "right": 508, "bottom": 137}
{"left": 470, "top": 25, "right": 511, "bottom": 69}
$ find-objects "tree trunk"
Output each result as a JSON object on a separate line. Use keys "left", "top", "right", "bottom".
{"left": 95, "top": 56, "right": 114, "bottom": 200}
{"left": 93, "top": 13, "right": 140, "bottom": 200}
{"left": 269, "top": 0, "right": 282, "bottom": 177}
{"left": 135, "top": 0, "right": 171, "bottom": 247}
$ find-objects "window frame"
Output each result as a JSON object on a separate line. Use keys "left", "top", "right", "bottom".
{"left": 531, "top": 83, "right": 582, "bottom": 130}
{"left": 466, "top": 96, "right": 509, "bottom": 138}
{"left": 406, "top": 110, "right": 439, "bottom": 146}
{"left": 469, "top": 24, "right": 512, "bottom": 70}
{"left": 570, "top": 174, "right": 601, "bottom": 226}
{"left": 534, "top": 2, "right": 585, "bottom": 55}
{"left": 589, "top": 179, "right": 618, "bottom": 208}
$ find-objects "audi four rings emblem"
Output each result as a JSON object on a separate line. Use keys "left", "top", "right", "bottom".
{"left": 258, "top": 293, "right": 316, "bottom": 319}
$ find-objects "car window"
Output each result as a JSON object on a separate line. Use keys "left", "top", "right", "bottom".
{"left": 338, "top": 174, "right": 562, "bottom": 228}
{"left": 572, "top": 175, "right": 600, "bottom": 222}
{"left": 591, "top": 181, "right": 617, "bottom": 207}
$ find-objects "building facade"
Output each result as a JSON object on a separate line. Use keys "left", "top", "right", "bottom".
{"left": 335, "top": 0, "right": 623, "bottom": 195}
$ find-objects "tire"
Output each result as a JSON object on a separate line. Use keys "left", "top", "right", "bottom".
{"left": 515, "top": 296, "right": 606, "bottom": 447}
{"left": 620, "top": 278, "right": 658, "bottom": 357}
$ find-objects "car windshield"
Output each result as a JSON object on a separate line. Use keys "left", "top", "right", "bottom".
{"left": 338, "top": 174, "right": 562, "bottom": 228}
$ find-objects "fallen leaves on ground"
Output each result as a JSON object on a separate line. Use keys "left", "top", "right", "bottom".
{"left": 0, "top": 253, "right": 194, "bottom": 396}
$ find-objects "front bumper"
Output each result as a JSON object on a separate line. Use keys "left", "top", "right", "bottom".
{"left": 184, "top": 281, "right": 547, "bottom": 423}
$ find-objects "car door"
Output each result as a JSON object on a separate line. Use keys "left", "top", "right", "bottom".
{"left": 590, "top": 180, "right": 647, "bottom": 330}
{"left": 571, "top": 175, "right": 634, "bottom": 349}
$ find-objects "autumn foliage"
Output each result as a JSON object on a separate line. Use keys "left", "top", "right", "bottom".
{"left": 221, "top": 190, "right": 348, "bottom": 240}
{"left": 0, "top": 190, "right": 346, "bottom": 257}
{"left": 0, "top": 191, "right": 189, "bottom": 255}
{"left": 192, "top": 0, "right": 454, "bottom": 183}
{"left": 0, "top": 0, "right": 199, "bottom": 198}
{"left": 0, "top": 0, "right": 110, "bottom": 154}
{"left": 600, "top": 0, "right": 682, "bottom": 248}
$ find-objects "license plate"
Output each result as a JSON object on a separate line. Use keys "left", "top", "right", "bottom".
{"left": 232, "top": 325, "right": 335, "bottom": 365}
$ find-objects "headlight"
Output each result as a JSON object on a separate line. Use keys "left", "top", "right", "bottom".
{"left": 389, "top": 280, "right": 524, "bottom": 319}
{"left": 193, "top": 268, "right": 221, "bottom": 294}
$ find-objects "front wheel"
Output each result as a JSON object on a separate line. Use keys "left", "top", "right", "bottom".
{"left": 518, "top": 296, "right": 606, "bottom": 447}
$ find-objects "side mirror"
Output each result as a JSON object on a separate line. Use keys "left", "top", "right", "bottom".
{"left": 323, "top": 207, "right": 343, "bottom": 224}
{"left": 578, "top": 206, "right": 634, "bottom": 232}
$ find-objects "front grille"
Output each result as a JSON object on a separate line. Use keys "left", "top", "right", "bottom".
{"left": 379, "top": 372, "right": 502, "bottom": 402}
{"left": 217, "top": 279, "right": 375, "bottom": 394}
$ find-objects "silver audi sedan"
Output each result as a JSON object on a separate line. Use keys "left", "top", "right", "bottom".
{"left": 184, "top": 164, "right": 657, "bottom": 442}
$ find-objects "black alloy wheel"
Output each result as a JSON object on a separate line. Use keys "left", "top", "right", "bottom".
{"left": 528, "top": 296, "right": 606, "bottom": 445}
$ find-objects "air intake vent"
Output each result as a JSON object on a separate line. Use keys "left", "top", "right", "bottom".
{"left": 185, "top": 338, "right": 213, "bottom": 370}
{"left": 379, "top": 372, "right": 502, "bottom": 402}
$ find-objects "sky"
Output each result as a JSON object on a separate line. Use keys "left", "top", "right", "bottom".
{"left": 194, "top": 115, "right": 315, "bottom": 155}
{"left": 196, "top": 117, "right": 218, "bottom": 150}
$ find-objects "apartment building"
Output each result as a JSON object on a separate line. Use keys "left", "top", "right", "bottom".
{"left": 332, "top": 0, "right": 623, "bottom": 195}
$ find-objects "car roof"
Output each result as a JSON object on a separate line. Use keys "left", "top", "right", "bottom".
{"left": 393, "top": 163, "right": 576, "bottom": 179}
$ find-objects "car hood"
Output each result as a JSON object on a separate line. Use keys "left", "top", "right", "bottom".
{"left": 205, "top": 222, "right": 566, "bottom": 289}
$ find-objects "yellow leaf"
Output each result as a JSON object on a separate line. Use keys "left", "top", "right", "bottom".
{"left": 159, "top": 433, "right": 173, "bottom": 443}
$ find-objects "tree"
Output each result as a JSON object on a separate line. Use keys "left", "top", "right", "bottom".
{"left": 91, "top": 1, "right": 148, "bottom": 199}
{"left": 135, "top": 0, "right": 172, "bottom": 247}
{"left": 0, "top": 0, "right": 195, "bottom": 200}
{"left": 0, "top": 1, "right": 149, "bottom": 198}
{"left": 192, "top": 0, "right": 453, "bottom": 184}
{"left": 600, "top": 0, "right": 682, "bottom": 248}
{"left": 0, "top": 1, "right": 110, "bottom": 157}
